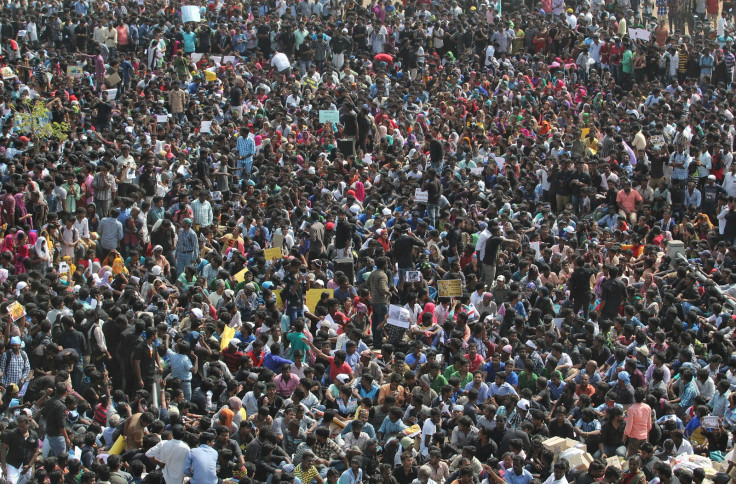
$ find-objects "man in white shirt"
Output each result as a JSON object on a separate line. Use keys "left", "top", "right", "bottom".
{"left": 722, "top": 162, "right": 736, "bottom": 196}
{"left": 270, "top": 50, "right": 292, "bottom": 75}
{"left": 420, "top": 408, "right": 441, "bottom": 458}
{"left": 145, "top": 425, "right": 191, "bottom": 484}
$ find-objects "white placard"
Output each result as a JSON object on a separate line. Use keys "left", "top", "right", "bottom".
{"left": 156, "top": 114, "right": 168, "bottom": 123}
{"left": 702, "top": 416, "right": 720, "bottom": 428}
{"left": 629, "top": 28, "right": 650, "bottom": 41}
{"left": 650, "top": 135, "right": 665, "bottom": 149}
{"left": 405, "top": 271, "right": 421, "bottom": 282}
{"left": 191, "top": 53, "right": 203, "bottom": 64}
{"left": 387, "top": 304, "right": 411, "bottom": 329}
{"left": 530, "top": 241, "right": 541, "bottom": 259}
{"left": 211, "top": 55, "right": 222, "bottom": 66}
{"left": 105, "top": 89, "right": 117, "bottom": 101}
{"left": 223, "top": 55, "right": 236, "bottom": 65}
{"left": 414, "top": 188, "right": 428, "bottom": 203}
{"left": 553, "top": 318, "right": 564, "bottom": 329}
{"left": 200, "top": 121, "right": 212, "bottom": 133}
{"left": 470, "top": 166, "right": 484, "bottom": 175}
{"left": 494, "top": 156, "right": 505, "bottom": 172}
{"left": 181, "top": 5, "right": 201, "bottom": 22}
{"left": 17, "top": 30, "right": 26, "bottom": 37}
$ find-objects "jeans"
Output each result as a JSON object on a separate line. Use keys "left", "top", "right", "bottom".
{"left": 181, "top": 380, "right": 192, "bottom": 401}
{"left": 42, "top": 435, "right": 66, "bottom": 458}
{"left": 372, "top": 303, "right": 389, "bottom": 349}
{"left": 176, "top": 252, "right": 195, "bottom": 277}
{"left": 287, "top": 303, "right": 304, "bottom": 326}
{"left": 593, "top": 444, "right": 627, "bottom": 459}
{"left": 427, "top": 204, "right": 440, "bottom": 228}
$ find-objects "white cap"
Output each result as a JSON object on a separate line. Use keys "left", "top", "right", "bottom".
{"left": 517, "top": 399, "right": 530, "bottom": 411}
{"left": 191, "top": 308, "right": 204, "bottom": 320}
{"left": 308, "top": 167, "right": 316, "bottom": 175}
{"left": 152, "top": 265, "right": 162, "bottom": 276}
{"left": 350, "top": 204, "right": 361, "bottom": 214}
{"left": 336, "top": 374, "right": 350, "bottom": 383}
{"left": 382, "top": 208, "right": 392, "bottom": 216}
{"left": 708, "top": 174, "right": 717, "bottom": 180}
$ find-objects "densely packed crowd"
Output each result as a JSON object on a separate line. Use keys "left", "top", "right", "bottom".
{"left": 1, "top": 0, "right": 736, "bottom": 484}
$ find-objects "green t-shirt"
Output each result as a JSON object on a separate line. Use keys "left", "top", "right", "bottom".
{"left": 287, "top": 331, "right": 310, "bottom": 361}
{"left": 622, "top": 50, "right": 634, "bottom": 74}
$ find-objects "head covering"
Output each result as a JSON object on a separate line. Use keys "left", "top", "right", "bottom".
{"left": 219, "top": 408, "right": 235, "bottom": 428}
{"left": 517, "top": 399, "right": 530, "bottom": 411}
{"left": 336, "top": 374, "right": 350, "bottom": 384}
{"left": 10, "top": 336, "right": 21, "bottom": 345}
{"left": 228, "top": 396, "right": 243, "bottom": 412}
{"left": 617, "top": 371, "right": 630, "bottom": 384}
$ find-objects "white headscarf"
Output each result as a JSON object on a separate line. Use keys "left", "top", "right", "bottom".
{"left": 35, "top": 236, "right": 52, "bottom": 267}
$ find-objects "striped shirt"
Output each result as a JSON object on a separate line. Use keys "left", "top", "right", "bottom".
{"left": 190, "top": 199, "right": 213, "bottom": 227}
{"left": 177, "top": 228, "right": 199, "bottom": 258}
{"left": 0, "top": 350, "right": 30, "bottom": 386}
{"left": 236, "top": 136, "right": 255, "bottom": 159}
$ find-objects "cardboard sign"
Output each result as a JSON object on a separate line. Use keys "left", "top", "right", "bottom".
{"left": 105, "top": 72, "right": 121, "bottom": 86}
{"left": 387, "top": 304, "right": 411, "bottom": 329}
{"left": 437, "top": 279, "right": 462, "bottom": 298}
{"left": 234, "top": 267, "right": 249, "bottom": 283}
{"left": 414, "top": 189, "right": 428, "bottom": 203}
{"left": 181, "top": 5, "right": 201, "bottom": 22}
{"left": 7, "top": 301, "right": 24, "bottom": 321}
{"left": 191, "top": 52, "right": 203, "bottom": 64}
{"left": 306, "top": 288, "right": 333, "bottom": 313}
{"left": 204, "top": 70, "right": 217, "bottom": 81}
{"left": 67, "top": 66, "right": 83, "bottom": 77}
{"left": 223, "top": 55, "right": 236, "bottom": 65}
{"left": 319, "top": 110, "right": 340, "bottom": 123}
{"left": 156, "top": 114, "right": 168, "bottom": 123}
{"left": 264, "top": 247, "right": 282, "bottom": 261}
{"left": 272, "top": 234, "right": 285, "bottom": 249}
{"left": 200, "top": 120, "right": 212, "bottom": 133}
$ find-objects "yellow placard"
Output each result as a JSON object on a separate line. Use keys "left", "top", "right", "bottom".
{"left": 437, "top": 279, "right": 462, "bottom": 298}
{"left": 234, "top": 268, "right": 249, "bottom": 283}
{"left": 271, "top": 289, "right": 283, "bottom": 309}
{"left": 109, "top": 435, "right": 125, "bottom": 455}
{"left": 581, "top": 128, "right": 590, "bottom": 139}
{"left": 221, "top": 325, "right": 236, "bottom": 351}
{"left": 204, "top": 70, "right": 217, "bottom": 81}
{"left": 264, "top": 247, "right": 282, "bottom": 261}
{"left": 7, "top": 301, "right": 24, "bottom": 321}
{"left": 306, "top": 288, "right": 333, "bottom": 313}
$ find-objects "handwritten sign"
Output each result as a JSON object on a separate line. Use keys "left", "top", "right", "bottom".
{"left": 7, "top": 301, "right": 24, "bottom": 321}
{"left": 181, "top": 5, "right": 201, "bottom": 22}
{"left": 319, "top": 110, "right": 340, "bottom": 124}
{"left": 306, "top": 288, "right": 333, "bottom": 313}
{"left": 387, "top": 304, "right": 411, "bottom": 329}
{"left": 414, "top": 189, "right": 428, "bottom": 203}
{"left": 437, "top": 279, "right": 462, "bottom": 298}
{"left": 264, "top": 247, "right": 282, "bottom": 261}
{"left": 105, "top": 89, "right": 117, "bottom": 101}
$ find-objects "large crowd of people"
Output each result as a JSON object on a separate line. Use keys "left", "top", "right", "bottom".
{"left": 0, "top": 0, "right": 735, "bottom": 484}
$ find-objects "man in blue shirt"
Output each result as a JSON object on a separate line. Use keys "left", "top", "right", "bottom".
{"left": 262, "top": 343, "right": 294, "bottom": 372}
{"left": 184, "top": 433, "right": 218, "bottom": 484}
{"left": 504, "top": 456, "right": 533, "bottom": 484}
